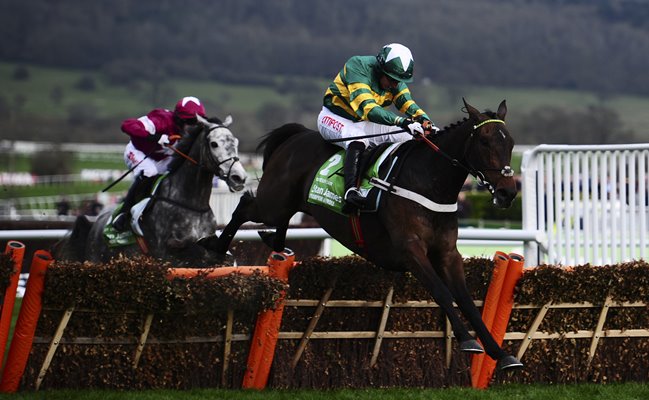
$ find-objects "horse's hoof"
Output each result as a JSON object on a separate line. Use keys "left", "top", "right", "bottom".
{"left": 196, "top": 234, "right": 219, "bottom": 249}
{"left": 221, "top": 252, "right": 237, "bottom": 266}
{"left": 459, "top": 339, "right": 484, "bottom": 353}
{"left": 497, "top": 355, "right": 524, "bottom": 370}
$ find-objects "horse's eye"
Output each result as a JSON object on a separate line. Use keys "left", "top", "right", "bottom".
{"left": 210, "top": 142, "right": 219, "bottom": 149}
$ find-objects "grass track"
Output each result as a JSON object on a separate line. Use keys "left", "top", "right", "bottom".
{"left": 329, "top": 240, "right": 522, "bottom": 259}
{"left": 0, "top": 383, "right": 647, "bottom": 400}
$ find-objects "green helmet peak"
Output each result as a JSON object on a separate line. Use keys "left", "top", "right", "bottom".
{"left": 376, "top": 43, "right": 414, "bottom": 83}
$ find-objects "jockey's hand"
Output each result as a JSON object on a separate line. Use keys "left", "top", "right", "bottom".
{"left": 419, "top": 118, "right": 440, "bottom": 134}
{"left": 157, "top": 134, "right": 170, "bottom": 146}
{"left": 426, "top": 123, "right": 441, "bottom": 134}
{"left": 406, "top": 121, "right": 425, "bottom": 137}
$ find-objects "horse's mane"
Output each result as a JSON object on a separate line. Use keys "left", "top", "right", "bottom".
{"left": 431, "top": 109, "right": 498, "bottom": 139}
{"left": 167, "top": 116, "right": 223, "bottom": 173}
{"left": 258, "top": 123, "right": 308, "bottom": 170}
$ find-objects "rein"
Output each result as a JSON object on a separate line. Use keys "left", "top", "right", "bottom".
{"left": 167, "top": 145, "right": 198, "bottom": 165}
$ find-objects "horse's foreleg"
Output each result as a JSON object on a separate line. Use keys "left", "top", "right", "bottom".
{"left": 272, "top": 223, "right": 289, "bottom": 253}
{"left": 214, "top": 193, "right": 257, "bottom": 254}
{"left": 215, "top": 219, "right": 244, "bottom": 255}
{"left": 445, "top": 256, "right": 523, "bottom": 370}
{"left": 403, "top": 239, "right": 478, "bottom": 350}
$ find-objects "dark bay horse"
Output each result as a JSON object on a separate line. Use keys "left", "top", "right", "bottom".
{"left": 213, "top": 99, "right": 522, "bottom": 369}
{"left": 54, "top": 115, "right": 247, "bottom": 266}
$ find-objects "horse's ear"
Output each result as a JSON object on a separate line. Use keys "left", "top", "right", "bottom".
{"left": 223, "top": 115, "right": 233, "bottom": 127}
{"left": 497, "top": 100, "right": 507, "bottom": 120}
{"left": 462, "top": 97, "right": 481, "bottom": 121}
{"left": 197, "top": 114, "right": 209, "bottom": 125}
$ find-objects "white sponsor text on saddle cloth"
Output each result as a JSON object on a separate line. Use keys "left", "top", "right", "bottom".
{"left": 307, "top": 142, "right": 458, "bottom": 215}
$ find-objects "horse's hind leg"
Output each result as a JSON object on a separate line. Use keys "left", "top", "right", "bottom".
{"left": 214, "top": 192, "right": 259, "bottom": 254}
{"left": 52, "top": 216, "right": 92, "bottom": 261}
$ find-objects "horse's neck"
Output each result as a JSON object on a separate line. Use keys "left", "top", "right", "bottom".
{"left": 160, "top": 158, "right": 213, "bottom": 207}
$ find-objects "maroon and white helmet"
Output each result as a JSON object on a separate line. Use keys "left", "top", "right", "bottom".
{"left": 174, "top": 96, "right": 206, "bottom": 120}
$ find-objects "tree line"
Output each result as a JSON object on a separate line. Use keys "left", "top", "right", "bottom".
{"left": 2, "top": 0, "right": 649, "bottom": 96}
{"left": 0, "top": 0, "right": 646, "bottom": 152}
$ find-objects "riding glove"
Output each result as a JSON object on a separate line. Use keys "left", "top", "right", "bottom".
{"left": 407, "top": 121, "right": 425, "bottom": 136}
{"left": 398, "top": 118, "right": 424, "bottom": 136}
{"left": 157, "top": 134, "right": 170, "bottom": 146}
{"left": 417, "top": 118, "right": 440, "bottom": 133}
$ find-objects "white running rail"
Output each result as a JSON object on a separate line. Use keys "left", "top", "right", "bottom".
{"left": 522, "top": 144, "right": 649, "bottom": 266}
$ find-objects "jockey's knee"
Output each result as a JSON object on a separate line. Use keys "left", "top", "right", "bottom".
{"left": 138, "top": 163, "right": 158, "bottom": 178}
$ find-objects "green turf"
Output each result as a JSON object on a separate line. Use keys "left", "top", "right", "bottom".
{"left": 329, "top": 240, "right": 521, "bottom": 259}
{"left": 0, "top": 181, "right": 129, "bottom": 200}
{"left": 0, "top": 383, "right": 646, "bottom": 400}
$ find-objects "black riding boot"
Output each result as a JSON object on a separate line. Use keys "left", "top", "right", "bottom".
{"left": 112, "top": 174, "right": 156, "bottom": 232}
{"left": 342, "top": 141, "right": 366, "bottom": 214}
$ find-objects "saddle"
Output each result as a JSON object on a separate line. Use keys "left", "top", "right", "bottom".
{"left": 308, "top": 140, "right": 459, "bottom": 215}
{"left": 307, "top": 142, "right": 405, "bottom": 215}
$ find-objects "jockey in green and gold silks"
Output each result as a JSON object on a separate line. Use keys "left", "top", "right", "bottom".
{"left": 323, "top": 55, "right": 430, "bottom": 128}
{"left": 317, "top": 43, "right": 439, "bottom": 214}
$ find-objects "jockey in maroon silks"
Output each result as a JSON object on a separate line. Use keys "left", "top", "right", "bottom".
{"left": 112, "top": 96, "right": 207, "bottom": 232}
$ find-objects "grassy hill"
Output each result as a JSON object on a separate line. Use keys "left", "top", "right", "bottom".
{"left": 2, "top": 61, "right": 649, "bottom": 148}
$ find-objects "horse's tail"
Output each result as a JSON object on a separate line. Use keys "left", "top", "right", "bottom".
{"left": 257, "top": 123, "right": 308, "bottom": 170}
{"left": 51, "top": 216, "right": 92, "bottom": 261}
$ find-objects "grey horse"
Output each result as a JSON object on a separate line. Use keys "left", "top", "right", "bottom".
{"left": 53, "top": 115, "right": 247, "bottom": 266}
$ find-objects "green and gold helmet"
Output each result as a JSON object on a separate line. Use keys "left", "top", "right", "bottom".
{"left": 376, "top": 43, "right": 414, "bottom": 83}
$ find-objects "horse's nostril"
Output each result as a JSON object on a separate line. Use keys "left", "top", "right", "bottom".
{"left": 495, "top": 187, "right": 517, "bottom": 206}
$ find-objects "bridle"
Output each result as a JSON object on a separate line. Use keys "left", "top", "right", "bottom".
{"left": 416, "top": 118, "right": 514, "bottom": 195}
{"left": 169, "top": 123, "right": 241, "bottom": 181}
{"left": 154, "top": 122, "right": 242, "bottom": 213}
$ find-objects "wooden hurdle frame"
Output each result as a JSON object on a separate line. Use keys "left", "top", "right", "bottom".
{"left": 25, "top": 293, "right": 648, "bottom": 390}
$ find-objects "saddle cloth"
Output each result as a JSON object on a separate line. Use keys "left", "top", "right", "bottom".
{"left": 307, "top": 142, "right": 403, "bottom": 215}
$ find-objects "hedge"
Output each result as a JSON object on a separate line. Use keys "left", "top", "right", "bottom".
{"left": 16, "top": 256, "right": 649, "bottom": 389}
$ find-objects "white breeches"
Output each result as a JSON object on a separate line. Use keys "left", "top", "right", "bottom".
{"left": 124, "top": 142, "right": 172, "bottom": 178}
{"left": 317, "top": 106, "right": 412, "bottom": 149}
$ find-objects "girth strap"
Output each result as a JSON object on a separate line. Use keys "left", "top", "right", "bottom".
{"left": 369, "top": 177, "right": 458, "bottom": 213}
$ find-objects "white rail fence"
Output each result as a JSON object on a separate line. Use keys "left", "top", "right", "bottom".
{"left": 6, "top": 144, "right": 649, "bottom": 267}
{"left": 522, "top": 144, "right": 649, "bottom": 266}
{"left": 0, "top": 227, "right": 544, "bottom": 259}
